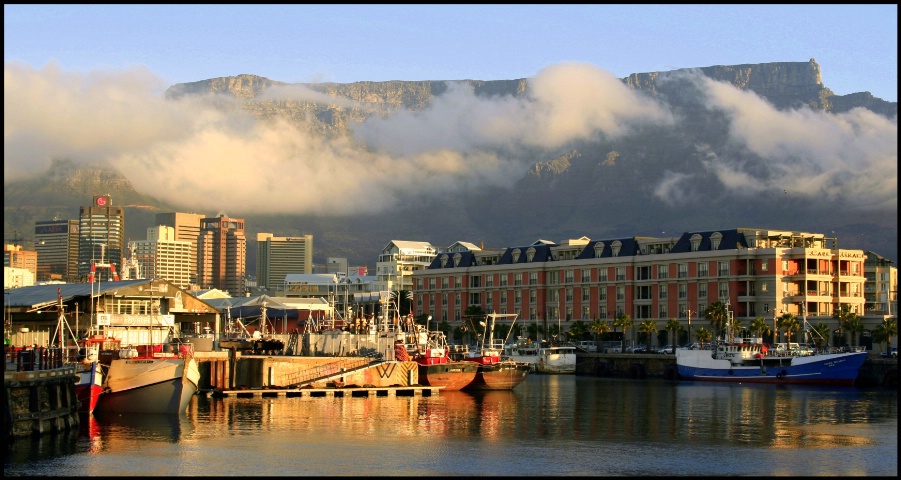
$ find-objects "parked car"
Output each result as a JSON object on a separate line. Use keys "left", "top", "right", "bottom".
{"left": 576, "top": 340, "right": 598, "bottom": 353}
{"left": 682, "top": 342, "right": 701, "bottom": 350}
{"left": 881, "top": 347, "right": 898, "bottom": 358}
{"left": 657, "top": 345, "right": 676, "bottom": 354}
{"left": 626, "top": 345, "right": 649, "bottom": 353}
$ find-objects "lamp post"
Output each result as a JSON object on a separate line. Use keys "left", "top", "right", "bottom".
{"left": 687, "top": 307, "right": 693, "bottom": 346}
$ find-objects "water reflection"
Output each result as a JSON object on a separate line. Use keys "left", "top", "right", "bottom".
{"left": 4, "top": 375, "right": 896, "bottom": 476}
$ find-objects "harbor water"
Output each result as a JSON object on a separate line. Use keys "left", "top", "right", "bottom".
{"left": 5, "top": 374, "right": 897, "bottom": 476}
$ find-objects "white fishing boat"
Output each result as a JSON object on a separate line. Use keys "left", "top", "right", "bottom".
{"left": 504, "top": 337, "right": 576, "bottom": 374}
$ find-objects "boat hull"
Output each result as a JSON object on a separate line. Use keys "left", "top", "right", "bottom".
{"left": 417, "top": 361, "right": 479, "bottom": 391}
{"left": 675, "top": 350, "right": 868, "bottom": 386}
{"left": 96, "top": 356, "right": 200, "bottom": 414}
{"left": 75, "top": 361, "right": 103, "bottom": 413}
{"left": 537, "top": 348, "right": 577, "bottom": 374}
{"left": 464, "top": 361, "right": 530, "bottom": 390}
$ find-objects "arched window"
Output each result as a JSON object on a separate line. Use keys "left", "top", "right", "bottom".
{"left": 512, "top": 249, "right": 521, "bottom": 263}
{"left": 611, "top": 241, "right": 622, "bottom": 257}
{"left": 690, "top": 234, "right": 702, "bottom": 252}
{"left": 710, "top": 232, "right": 723, "bottom": 250}
{"left": 453, "top": 253, "right": 462, "bottom": 267}
{"left": 594, "top": 242, "right": 605, "bottom": 258}
{"left": 526, "top": 247, "right": 536, "bottom": 262}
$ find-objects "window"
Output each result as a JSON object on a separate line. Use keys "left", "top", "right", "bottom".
{"left": 526, "top": 247, "right": 536, "bottom": 262}
{"left": 599, "top": 306, "right": 608, "bottom": 318}
{"left": 453, "top": 253, "right": 462, "bottom": 267}
{"left": 548, "top": 271, "right": 559, "bottom": 285}
{"left": 582, "top": 288, "right": 590, "bottom": 302}
{"left": 565, "top": 306, "right": 573, "bottom": 321}
{"left": 636, "top": 266, "right": 651, "bottom": 280}
{"left": 565, "top": 270, "right": 574, "bottom": 283}
{"left": 548, "top": 289, "right": 559, "bottom": 302}
{"left": 659, "top": 305, "right": 668, "bottom": 318}
{"left": 761, "top": 281, "right": 768, "bottom": 292}
{"left": 611, "top": 241, "right": 622, "bottom": 257}
{"left": 697, "top": 262, "right": 708, "bottom": 277}
{"left": 469, "top": 292, "right": 480, "bottom": 305}
{"left": 761, "top": 260, "right": 768, "bottom": 272}
{"left": 710, "top": 232, "right": 722, "bottom": 250}
{"left": 580, "top": 269, "right": 590, "bottom": 282}
{"left": 598, "top": 268, "right": 608, "bottom": 281}
{"left": 565, "top": 287, "right": 573, "bottom": 302}
{"left": 455, "top": 276, "right": 462, "bottom": 288}
{"left": 455, "top": 294, "right": 461, "bottom": 306}
{"left": 514, "top": 274, "right": 522, "bottom": 286}
{"left": 429, "top": 278, "right": 436, "bottom": 289}
{"left": 529, "top": 272, "right": 538, "bottom": 285}
{"left": 442, "top": 294, "right": 448, "bottom": 306}
{"left": 616, "top": 267, "right": 626, "bottom": 281}
{"left": 486, "top": 292, "right": 493, "bottom": 306}
{"left": 659, "top": 284, "right": 668, "bottom": 300}
{"left": 594, "top": 242, "right": 605, "bottom": 258}
{"left": 500, "top": 274, "right": 508, "bottom": 287}
{"left": 718, "top": 261, "right": 729, "bottom": 276}
{"left": 441, "top": 277, "right": 448, "bottom": 289}
{"left": 678, "top": 284, "right": 687, "bottom": 299}
{"left": 430, "top": 295, "right": 435, "bottom": 307}
{"left": 657, "top": 264, "right": 668, "bottom": 279}
{"left": 636, "top": 285, "right": 652, "bottom": 300}
{"left": 690, "top": 234, "right": 702, "bottom": 252}
{"left": 530, "top": 290, "right": 537, "bottom": 304}
{"left": 599, "top": 287, "right": 607, "bottom": 301}
{"left": 718, "top": 282, "right": 729, "bottom": 300}
{"left": 678, "top": 264, "right": 688, "bottom": 278}
{"left": 512, "top": 249, "right": 521, "bottom": 263}
{"left": 500, "top": 291, "right": 507, "bottom": 304}
{"left": 698, "top": 283, "right": 707, "bottom": 298}
{"left": 583, "top": 306, "right": 590, "bottom": 320}
{"left": 486, "top": 275, "right": 494, "bottom": 287}
{"left": 515, "top": 290, "right": 521, "bottom": 304}
{"left": 469, "top": 276, "right": 481, "bottom": 288}
{"left": 616, "top": 286, "right": 625, "bottom": 301}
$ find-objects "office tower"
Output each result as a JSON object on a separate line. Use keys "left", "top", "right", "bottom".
{"left": 197, "top": 214, "right": 246, "bottom": 295}
{"left": 35, "top": 219, "right": 80, "bottom": 282}
{"left": 256, "top": 233, "right": 314, "bottom": 289}
{"left": 77, "top": 195, "right": 124, "bottom": 281}
{"left": 155, "top": 212, "right": 204, "bottom": 284}
{"left": 132, "top": 226, "right": 192, "bottom": 288}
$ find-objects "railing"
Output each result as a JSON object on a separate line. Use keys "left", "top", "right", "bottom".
{"left": 276, "top": 355, "right": 381, "bottom": 387}
{"left": 4, "top": 346, "right": 67, "bottom": 372}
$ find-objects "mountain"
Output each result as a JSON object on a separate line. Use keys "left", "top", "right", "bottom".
{"left": 4, "top": 60, "right": 897, "bottom": 272}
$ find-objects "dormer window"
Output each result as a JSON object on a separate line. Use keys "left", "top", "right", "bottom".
{"left": 440, "top": 254, "right": 448, "bottom": 267}
{"left": 710, "top": 232, "right": 723, "bottom": 250}
{"left": 453, "top": 253, "right": 462, "bottom": 267}
{"left": 594, "top": 242, "right": 604, "bottom": 258}
{"left": 512, "top": 249, "right": 521, "bottom": 263}
{"left": 690, "top": 234, "right": 702, "bottom": 252}
{"left": 527, "top": 247, "right": 536, "bottom": 262}
{"left": 611, "top": 241, "right": 622, "bottom": 257}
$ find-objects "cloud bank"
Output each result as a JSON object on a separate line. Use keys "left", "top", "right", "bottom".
{"left": 4, "top": 60, "right": 897, "bottom": 217}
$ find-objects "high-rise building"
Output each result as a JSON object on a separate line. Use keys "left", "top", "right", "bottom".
{"left": 77, "top": 195, "right": 125, "bottom": 281}
{"left": 256, "top": 233, "right": 314, "bottom": 289}
{"left": 197, "top": 214, "right": 246, "bottom": 295}
{"left": 132, "top": 226, "right": 192, "bottom": 289}
{"left": 864, "top": 251, "right": 897, "bottom": 319}
{"left": 34, "top": 219, "right": 79, "bottom": 282}
{"left": 155, "top": 212, "right": 205, "bottom": 284}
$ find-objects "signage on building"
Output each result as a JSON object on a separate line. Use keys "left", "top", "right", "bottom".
{"left": 96, "top": 313, "right": 175, "bottom": 327}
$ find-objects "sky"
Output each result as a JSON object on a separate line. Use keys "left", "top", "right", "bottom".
{"left": 3, "top": 4, "right": 898, "bottom": 220}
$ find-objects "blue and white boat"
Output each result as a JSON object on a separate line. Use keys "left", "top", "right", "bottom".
{"left": 675, "top": 337, "right": 868, "bottom": 386}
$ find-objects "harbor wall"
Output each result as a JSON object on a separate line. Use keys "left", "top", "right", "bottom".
{"left": 4, "top": 348, "right": 80, "bottom": 439}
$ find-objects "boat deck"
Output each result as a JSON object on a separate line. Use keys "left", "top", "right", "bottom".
{"left": 207, "top": 385, "right": 443, "bottom": 398}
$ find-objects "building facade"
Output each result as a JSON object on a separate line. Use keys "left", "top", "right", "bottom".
{"left": 412, "top": 228, "right": 873, "bottom": 347}
{"left": 155, "top": 212, "right": 205, "bottom": 285}
{"left": 77, "top": 195, "right": 125, "bottom": 281}
{"left": 197, "top": 214, "right": 246, "bottom": 295}
{"left": 256, "top": 233, "right": 314, "bottom": 289}
{"left": 375, "top": 240, "right": 438, "bottom": 293}
{"left": 34, "top": 219, "right": 79, "bottom": 282}
{"left": 4, "top": 244, "right": 38, "bottom": 279}
{"left": 864, "top": 251, "right": 897, "bottom": 319}
{"left": 132, "top": 226, "right": 193, "bottom": 289}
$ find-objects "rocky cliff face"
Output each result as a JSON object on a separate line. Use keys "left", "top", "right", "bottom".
{"left": 4, "top": 61, "right": 896, "bottom": 270}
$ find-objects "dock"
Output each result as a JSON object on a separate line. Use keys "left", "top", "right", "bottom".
{"left": 209, "top": 385, "right": 442, "bottom": 398}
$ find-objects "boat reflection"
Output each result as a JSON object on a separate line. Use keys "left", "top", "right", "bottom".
{"left": 90, "top": 410, "right": 193, "bottom": 444}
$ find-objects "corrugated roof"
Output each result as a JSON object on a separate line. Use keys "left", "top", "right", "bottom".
{"left": 4, "top": 279, "right": 150, "bottom": 309}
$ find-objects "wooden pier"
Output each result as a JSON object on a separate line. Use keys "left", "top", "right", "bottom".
{"left": 209, "top": 385, "right": 442, "bottom": 399}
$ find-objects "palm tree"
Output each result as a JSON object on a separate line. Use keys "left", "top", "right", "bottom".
{"left": 568, "top": 320, "right": 589, "bottom": 342}
{"left": 613, "top": 313, "right": 631, "bottom": 352}
{"left": 874, "top": 318, "right": 897, "bottom": 354}
{"left": 590, "top": 318, "right": 610, "bottom": 345}
{"left": 664, "top": 318, "right": 682, "bottom": 353}
{"left": 832, "top": 304, "right": 855, "bottom": 347}
{"left": 726, "top": 315, "right": 743, "bottom": 340}
{"left": 638, "top": 319, "right": 658, "bottom": 350}
{"left": 749, "top": 317, "right": 771, "bottom": 343}
{"left": 705, "top": 301, "right": 729, "bottom": 341}
{"left": 695, "top": 327, "right": 712, "bottom": 347}
{"left": 527, "top": 322, "right": 540, "bottom": 341}
{"left": 619, "top": 314, "right": 635, "bottom": 351}
{"left": 842, "top": 314, "right": 864, "bottom": 347}
{"left": 811, "top": 322, "right": 831, "bottom": 350}
{"left": 778, "top": 312, "right": 801, "bottom": 343}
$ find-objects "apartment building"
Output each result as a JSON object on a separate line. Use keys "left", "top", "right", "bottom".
{"left": 412, "top": 228, "right": 874, "bottom": 347}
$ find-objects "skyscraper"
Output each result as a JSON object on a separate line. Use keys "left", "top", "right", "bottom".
{"left": 132, "top": 226, "right": 192, "bottom": 288}
{"left": 256, "top": 233, "right": 314, "bottom": 289}
{"left": 77, "top": 195, "right": 124, "bottom": 281}
{"left": 197, "top": 214, "right": 246, "bottom": 295}
{"left": 155, "top": 212, "right": 204, "bottom": 285}
{"left": 34, "top": 219, "right": 79, "bottom": 282}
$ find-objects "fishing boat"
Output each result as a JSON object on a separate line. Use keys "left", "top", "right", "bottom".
{"left": 504, "top": 337, "right": 577, "bottom": 374}
{"left": 397, "top": 326, "right": 479, "bottom": 391}
{"left": 463, "top": 313, "right": 530, "bottom": 390}
{"left": 74, "top": 338, "right": 110, "bottom": 414}
{"left": 675, "top": 336, "right": 868, "bottom": 386}
{"left": 95, "top": 341, "right": 200, "bottom": 414}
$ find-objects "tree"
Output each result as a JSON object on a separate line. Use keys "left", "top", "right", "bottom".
{"left": 638, "top": 319, "right": 658, "bottom": 350}
{"left": 664, "top": 318, "right": 682, "bottom": 353}
{"left": 614, "top": 313, "right": 631, "bottom": 352}
{"left": 726, "top": 314, "right": 743, "bottom": 340}
{"left": 832, "top": 304, "right": 856, "bottom": 347}
{"left": 778, "top": 313, "right": 801, "bottom": 343}
{"left": 842, "top": 313, "right": 863, "bottom": 347}
{"left": 568, "top": 320, "right": 589, "bottom": 341}
{"left": 619, "top": 314, "right": 635, "bottom": 351}
{"left": 874, "top": 318, "right": 897, "bottom": 354}
{"left": 527, "top": 322, "right": 541, "bottom": 341}
{"left": 749, "top": 317, "right": 771, "bottom": 342}
{"left": 695, "top": 327, "right": 712, "bottom": 347}
{"left": 811, "top": 322, "right": 832, "bottom": 350}
{"left": 589, "top": 318, "right": 610, "bottom": 345}
{"left": 705, "top": 301, "right": 729, "bottom": 341}
{"left": 437, "top": 320, "right": 452, "bottom": 338}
